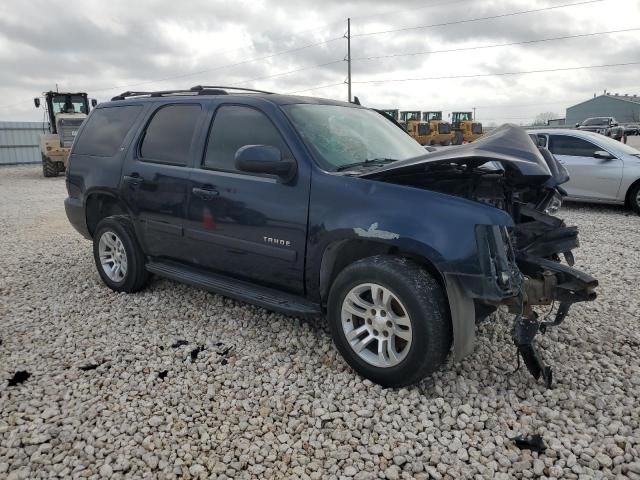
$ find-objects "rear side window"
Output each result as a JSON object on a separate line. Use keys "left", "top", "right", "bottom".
{"left": 140, "top": 104, "right": 202, "bottom": 166}
{"left": 73, "top": 106, "right": 142, "bottom": 157}
{"left": 203, "top": 105, "right": 290, "bottom": 172}
{"left": 549, "top": 135, "right": 598, "bottom": 157}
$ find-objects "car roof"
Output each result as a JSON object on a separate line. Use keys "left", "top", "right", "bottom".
{"left": 526, "top": 128, "right": 605, "bottom": 139}
{"left": 99, "top": 92, "right": 358, "bottom": 109}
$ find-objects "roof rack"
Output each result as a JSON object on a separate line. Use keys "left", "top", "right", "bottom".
{"left": 111, "top": 85, "right": 276, "bottom": 101}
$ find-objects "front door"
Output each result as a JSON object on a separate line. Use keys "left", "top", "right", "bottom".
{"left": 548, "top": 134, "right": 623, "bottom": 201}
{"left": 185, "top": 103, "right": 310, "bottom": 294}
{"left": 121, "top": 102, "right": 205, "bottom": 261}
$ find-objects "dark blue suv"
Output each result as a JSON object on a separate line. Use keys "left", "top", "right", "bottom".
{"left": 65, "top": 86, "right": 597, "bottom": 388}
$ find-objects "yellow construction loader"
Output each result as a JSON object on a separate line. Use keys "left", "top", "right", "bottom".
{"left": 34, "top": 91, "right": 96, "bottom": 177}
{"left": 422, "top": 111, "right": 453, "bottom": 146}
{"left": 451, "top": 111, "right": 483, "bottom": 145}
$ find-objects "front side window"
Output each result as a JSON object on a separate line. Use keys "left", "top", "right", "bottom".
{"left": 203, "top": 105, "right": 291, "bottom": 172}
{"left": 284, "top": 104, "right": 425, "bottom": 171}
{"left": 73, "top": 105, "right": 142, "bottom": 157}
{"left": 140, "top": 104, "right": 202, "bottom": 166}
{"left": 549, "top": 135, "right": 598, "bottom": 157}
{"left": 583, "top": 118, "right": 609, "bottom": 126}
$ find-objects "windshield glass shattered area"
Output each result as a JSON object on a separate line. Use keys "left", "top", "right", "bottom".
{"left": 284, "top": 104, "right": 425, "bottom": 171}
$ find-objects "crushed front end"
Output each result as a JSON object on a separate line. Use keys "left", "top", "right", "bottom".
{"left": 361, "top": 124, "right": 599, "bottom": 387}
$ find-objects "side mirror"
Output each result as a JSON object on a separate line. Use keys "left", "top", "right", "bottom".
{"left": 91, "top": 99, "right": 98, "bottom": 107}
{"left": 235, "top": 145, "right": 296, "bottom": 182}
{"left": 610, "top": 122, "right": 618, "bottom": 127}
{"left": 34, "top": 98, "right": 40, "bottom": 108}
{"left": 593, "top": 150, "right": 614, "bottom": 160}
{"left": 575, "top": 123, "right": 580, "bottom": 128}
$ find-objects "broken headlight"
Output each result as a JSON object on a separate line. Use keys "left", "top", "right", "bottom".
{"left": 544, "top": 191, "right": 563, "bottom": 215}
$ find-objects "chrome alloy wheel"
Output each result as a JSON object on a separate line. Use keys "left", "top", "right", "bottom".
{"left": 341, "top": 283, "right": 413, "bottom": 368}
{"left": 98, "top": 231, "right": 128, "bottom": 282}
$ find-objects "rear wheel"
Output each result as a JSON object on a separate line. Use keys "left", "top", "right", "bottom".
{"left": 327, "top": 256, "right": 451, "bottom": 387}
{"left": 629, "top": 182, "right": 640, "bottom": 214}
{"left": 440, "top": 140, "right": 451, "bottom": 146}
{"left": 42, "top": 154, "right": 58, "bottom": 177}
{"left": 93, "top": 216, "right": 149, "bottom": 292}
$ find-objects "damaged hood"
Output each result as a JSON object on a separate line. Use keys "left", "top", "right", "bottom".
{"left": 361, "top": 124, "right": 567, "bottom": 186}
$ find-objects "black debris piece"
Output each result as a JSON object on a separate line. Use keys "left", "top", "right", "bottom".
{"left": 218, "top": 345, "right": 233, "bottom": 357}
{"left": 8, "top": 370, "right": 31, "bottom": 386}
{"left": 190, "top": 346, "right": 205, "bottom": 362}
{"left": 158, "top": 370, "right": 168, "bottom": 380}
{"left": 513, "top": 434, "right": 547, "bottom": 453}
{"left": 79, "top": 363, "right": 102, "bottom": 371}
{"left": 159, "top": 346, "right": 165, "bottom": 351}
{"left": 171, "top": 340, "right": 189, "bottom": 348}
{"left": 220, "top": 359, "right": 228, "bottom": 366}
{"left": 216, "top": 342, "right": 224, "bottom": 347}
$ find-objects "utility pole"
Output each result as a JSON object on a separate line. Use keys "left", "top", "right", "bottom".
{"left": 345, "top": 18, "right": 352, "bottom": 103}
{"left": 473, "top": 107, "right": 476, "bottom": 120}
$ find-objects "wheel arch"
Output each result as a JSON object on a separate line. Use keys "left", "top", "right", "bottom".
{"left": 318, "top": 238, "right": 446, "bottom": 306}
{"left": 85, "top": 191, "right": 130, "bottom": 237}
{"left": 624, "top": 177, "right": 640, "bottom": 209}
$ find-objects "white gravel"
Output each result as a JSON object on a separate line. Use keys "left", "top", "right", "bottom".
{"left": 1, "top": 164, "right": 639, "bottom": 479}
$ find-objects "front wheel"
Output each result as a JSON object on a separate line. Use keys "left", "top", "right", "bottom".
{"left": 327, "top": 256, "right": 452, "bottom": 387}
{"left": 629, "top": 182, "right": 640, "bottom": 214}
{"left": 41, "top": 154, "right": 58, "bottom": 177}
{"left": 93, "top": 216, "right": 149, "bottom": 292}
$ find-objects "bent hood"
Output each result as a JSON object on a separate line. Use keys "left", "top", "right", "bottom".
{"left": 361, "top": 124, "right": 568, "bottom": 186}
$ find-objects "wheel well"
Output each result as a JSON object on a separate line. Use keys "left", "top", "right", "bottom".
{"left": 624, "top": 178, "right": 640, "bottom": 207}
{"left": 85, "top": 194, "right": 128, "bottom": 237}
{"left": 319, "top": 239, "right": 445, "bottom": 305}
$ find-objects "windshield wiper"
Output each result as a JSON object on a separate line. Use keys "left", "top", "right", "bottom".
{"left": 335, "top": 158, "right": 398, "bottom": 172}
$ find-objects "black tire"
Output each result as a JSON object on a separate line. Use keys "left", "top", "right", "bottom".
{"left": 629, "top": 182, "right": 640, "bottom": 214}
{"left": 327, "top": 255, "right": 452, "bottom": 387}
{"left": 440, "top": 140, "right": 451, "bottom": 146}
{"left": 452, "top": 131, "right": 464, "bottom": 145}
{"left": 42, "top": 155, "right": 58, "bottom": 177}
{"left": 93, "top": 215, "right": 149, "bottom": 293}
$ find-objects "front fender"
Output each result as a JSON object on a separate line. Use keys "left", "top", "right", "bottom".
{"left": 307, "top": 173, "right": 515, "bottom": 360}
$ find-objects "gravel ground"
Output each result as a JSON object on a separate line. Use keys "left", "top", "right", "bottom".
{"left": 1, "top": 164, "right": 639, "bottom": 480}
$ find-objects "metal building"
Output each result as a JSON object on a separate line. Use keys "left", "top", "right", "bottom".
{"left": 0, "top": 121, "right": 48, "bottom": 165}
{"left": 566, "top": 93, "right": 640, "bottom": 126}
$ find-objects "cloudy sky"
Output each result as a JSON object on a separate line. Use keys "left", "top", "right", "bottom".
{"left": 1, "top": 0, "right": 639, "bottom": 124}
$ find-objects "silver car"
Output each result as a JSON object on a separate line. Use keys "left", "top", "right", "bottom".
{"left": 528, "top": 129, "right": 640, "bottom": 213}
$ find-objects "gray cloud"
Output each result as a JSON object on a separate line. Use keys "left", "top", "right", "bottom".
{"left": 1, "top": 0, "right": 639, "bottom": 123}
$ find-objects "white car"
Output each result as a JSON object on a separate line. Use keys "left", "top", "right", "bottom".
{"left": 528, "top": 129, "right": 640, "bottom": 213}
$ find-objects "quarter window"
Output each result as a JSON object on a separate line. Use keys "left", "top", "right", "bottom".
{"left": 140, "top": 104, "right": 202, "bottom": 165}
{"left": 203, "top": 105, "right": 290, "bottom": 172}
{"left": 73, "top": 106, "right": 142, "bottom": 157}
{"left": 549, "top": 135, "right": 598, "bottom": 157}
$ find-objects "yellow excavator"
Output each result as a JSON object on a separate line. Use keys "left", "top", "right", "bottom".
{"left": 451, "top": 111, "right": 483, "bottom": 145}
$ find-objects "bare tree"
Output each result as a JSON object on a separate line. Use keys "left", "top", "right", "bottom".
{"left": 533, "top": 112, "right": 561, "bottom": 126}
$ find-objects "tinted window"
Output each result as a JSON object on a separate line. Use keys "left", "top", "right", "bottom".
{"left": 549, "top": 135, "right": 598, "bottom": 157}
{"left": 203, "top": 105, "right": 290, "bottom": 172}
{"left": 73, "top": 106, "right": 142, "bottom": 157}
{"left": 140, "top": 104, "right": 202, "bottom": 165}
{"left": 583, "top": 118, "right": 609, "bottom": 126}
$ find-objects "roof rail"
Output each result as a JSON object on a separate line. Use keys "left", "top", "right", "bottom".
{"left": 111, "top": 85, "right": 276, "bottom": 101}
{"left": 190, "top": 85, "right": 276, "bottom": 94}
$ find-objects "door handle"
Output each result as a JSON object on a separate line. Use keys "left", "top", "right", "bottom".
{"left": 123, "top": 174, "right": 144, "bottom": 186}
{"left": 192, "top": 187, "right": 219, "bottom": 200}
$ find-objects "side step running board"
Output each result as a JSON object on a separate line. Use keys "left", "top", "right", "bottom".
{"left": 146, "top": 261, "right": 322, "bottom": 319}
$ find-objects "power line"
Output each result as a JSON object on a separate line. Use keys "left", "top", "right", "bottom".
{"left": 287, "top": 82, "right": 346, "bottom": 94}
{"left": 352, "top": 27, "right": 640, "bottom": 62}
{"left": 350, "top": 0, "right": 468, "bottom": 24}
{"left": 89, "top": 35, "right": 345, "bottom": 94}
{"left": 352, "top": 61, "right": 640, "bottom": 84}
{"left": 351, "top": 0, "right": 606, "bottom": 38}
{"left": 231, "top": 60, "right": 343, "bottom": 86}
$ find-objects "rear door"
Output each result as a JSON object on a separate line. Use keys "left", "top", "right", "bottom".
{"left": 121, "top": 102, "right": 206, "bottom": 261}
{"left": 184, "top": 101, "right": 310, "bottom": 294}
{"left": 547, "top": 134, "right": 623, "bottom": 201}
